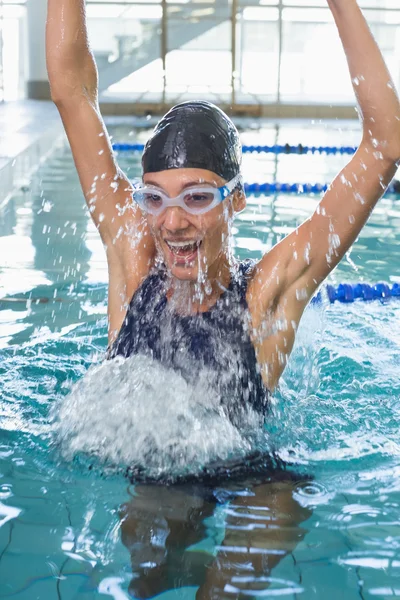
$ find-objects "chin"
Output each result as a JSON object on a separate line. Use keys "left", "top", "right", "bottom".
{"left": 169, "top": 263, "right": 199, "bottom": 281}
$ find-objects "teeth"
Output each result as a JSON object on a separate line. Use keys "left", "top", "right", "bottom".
{"left": 166, "top": 240, "right": 199, "bottom": 248}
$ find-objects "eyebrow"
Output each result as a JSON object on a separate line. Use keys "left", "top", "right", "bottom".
{"left": 144, "top": 179, "right": 218, "bottom": 192}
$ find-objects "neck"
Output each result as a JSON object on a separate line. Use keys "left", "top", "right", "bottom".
{"left": 166, "top": 257, "right": 234, "bottom": 314}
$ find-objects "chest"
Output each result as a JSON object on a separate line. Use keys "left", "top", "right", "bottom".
{"left": 109, "top": 278, "right": 269, "bottom": 413}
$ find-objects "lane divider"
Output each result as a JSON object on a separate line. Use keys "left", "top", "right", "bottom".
{"left": 112, "top": 143, "right": 358, "bottom": 155}
{"left": 243, "top": 182, "right": 400, "bottom": 195}
{"left": 312, "top": 282, "right": 400, "bottom": 304}
{"left": 245, "top": 182, "right": 329, "bottom": 194}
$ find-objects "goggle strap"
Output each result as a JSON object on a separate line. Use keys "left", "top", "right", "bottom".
{"left": 221, "top": 174, "right": 242, "bottom": 199}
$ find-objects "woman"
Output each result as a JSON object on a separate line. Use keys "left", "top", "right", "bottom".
{"left": 46, "top": 0, "right": 400, "bottom": 402}
{"left": 46, "top": 0, "right": 400, "bottom": 596}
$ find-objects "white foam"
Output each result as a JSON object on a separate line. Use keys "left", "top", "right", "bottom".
{"left": 52, "top": 354, "right": 261, "bottom": 478}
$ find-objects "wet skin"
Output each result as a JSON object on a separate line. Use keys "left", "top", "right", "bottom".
{"left": 142, "top": 169, "right": 246, "bottom": 311}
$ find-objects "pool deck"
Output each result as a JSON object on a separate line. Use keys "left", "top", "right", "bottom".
{"left": 0, "top": 100, "right": 64, "bottom": 210}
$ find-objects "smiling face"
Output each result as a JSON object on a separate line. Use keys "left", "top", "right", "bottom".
{"left": 142, "top": 168, "right": 245, "bottom": 282}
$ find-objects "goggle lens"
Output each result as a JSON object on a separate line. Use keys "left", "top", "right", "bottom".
{"left": 183, "top": 191, "right": 215, "bottom": 211}
{"left": 142, "top": 192, "right": 163, "bottom": 212}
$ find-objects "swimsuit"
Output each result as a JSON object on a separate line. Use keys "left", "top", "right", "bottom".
{"left": 106, "top": 260, "right": 313, "bottom": 485}
{"left": 107, "top": 260, "right": 269, "bottom": 422}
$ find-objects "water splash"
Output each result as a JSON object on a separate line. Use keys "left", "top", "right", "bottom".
{"left": 52, "top": 354, "right": 263, "bottom": 480}
{"left": 2, "top": 289, "right": 400, "bottom": 482}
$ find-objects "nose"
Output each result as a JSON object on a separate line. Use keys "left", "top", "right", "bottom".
{"left": 161, "top": 206, "right": 190, "bottom": 232}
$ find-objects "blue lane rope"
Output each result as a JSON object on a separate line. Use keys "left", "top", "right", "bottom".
{"left": 243, "top": 144, "right": 357, "bottom": 155}
{"left": 244, "top": 182, "right": 330, "bottom": 194}
{"left": 244, "top": 182, "right": 400, "bottom": 194}
{"left": 312, "top": 282, "right": 400, "bottom": 305}
{"left": 112, "top": 142, "right": 358, "bottom": 155}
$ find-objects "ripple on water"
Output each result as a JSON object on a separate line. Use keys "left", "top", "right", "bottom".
{"left": 269, "top": 301, "right": 400, "bottom": 469}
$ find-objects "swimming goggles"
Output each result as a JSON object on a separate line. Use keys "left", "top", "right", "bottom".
{"left": 132, "top": 174, "right": 242, "bottom": 216}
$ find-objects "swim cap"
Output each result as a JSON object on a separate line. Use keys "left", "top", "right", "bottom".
{"left": 142, "top": 101, "right": 242, "bottom": 181}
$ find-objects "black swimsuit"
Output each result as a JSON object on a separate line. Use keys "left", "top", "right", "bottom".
{"left": 106, "top": 261, "right": 314, "bottom": 485}
{"left": 108, "top": 260, "right": 269, "bottom": 421}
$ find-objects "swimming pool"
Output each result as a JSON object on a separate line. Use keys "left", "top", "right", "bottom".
{"left": 1, "top": 119, "right": 400, "bottom": 599}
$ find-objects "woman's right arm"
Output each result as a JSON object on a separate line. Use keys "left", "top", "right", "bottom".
{"left": 46, "top": 0, "right": 155, "bottom": 340}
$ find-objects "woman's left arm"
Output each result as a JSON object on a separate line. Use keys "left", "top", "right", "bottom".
{"left": 327, "top": 0, "right": 400, "bottom": 159}
{"left": 255, "top": 0, "right": 400, "bottom": 318}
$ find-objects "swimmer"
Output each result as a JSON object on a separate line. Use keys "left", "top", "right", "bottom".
{"left": 47, "top": 0, "right": 400, "bottom": 407}
{"left": 46, "top": 1, "right": 400, "bottom": 596}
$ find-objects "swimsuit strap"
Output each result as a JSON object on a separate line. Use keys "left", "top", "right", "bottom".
{"left": 230, "top": 259, "right": 256, "bottom": 305}
{"left": 135, "top": 259, "right": 255, "bottom": 312}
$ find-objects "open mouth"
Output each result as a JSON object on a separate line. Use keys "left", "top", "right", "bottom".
{"left": 164, "top": 240, "right": 202, "bottom": 263}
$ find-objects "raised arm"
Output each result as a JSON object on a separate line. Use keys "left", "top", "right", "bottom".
{"left": 249, "top": 0, "right": 400, "bottom": 388}
{"left": 255, "top": 0, "right": 400, "bottom": 307}
{"left": 46, "top": 0, "right": 155, "bottom": 340}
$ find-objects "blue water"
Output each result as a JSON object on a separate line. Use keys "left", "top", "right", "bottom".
{"left": 1, "top": 120, "right": 400, "bottom": 599}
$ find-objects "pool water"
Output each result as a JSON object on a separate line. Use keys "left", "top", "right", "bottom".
{"left": 1, "top": 120, "right": 400, "bottom": 599}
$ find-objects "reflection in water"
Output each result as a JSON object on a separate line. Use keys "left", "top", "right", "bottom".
{"left": 120, "top": 478, "right": 311, "bottom": 598}
{"left": 0, "top": 148, "right": 105, "bottom": 346}
{"left": 30, "top": 153, "right": 92, "bottom": 287}
{"left": 0, "top": 194, "right": 16, "bottom": 237}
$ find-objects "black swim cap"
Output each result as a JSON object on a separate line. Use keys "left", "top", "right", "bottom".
{"left": 142, "top": 101, "right": 241, "bottom": 181}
